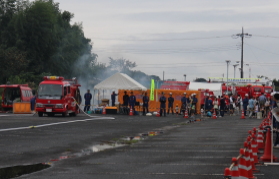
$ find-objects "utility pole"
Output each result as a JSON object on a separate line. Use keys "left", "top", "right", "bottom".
{"left": 226, "top": 60, "right": 231, "bottom": 94}
{"left": 232, "top": 27, "right": 252, "bottom": 78}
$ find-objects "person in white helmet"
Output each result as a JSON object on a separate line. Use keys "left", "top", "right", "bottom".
{"left": 167, "top": 92, "right": 174, "bottom": 115}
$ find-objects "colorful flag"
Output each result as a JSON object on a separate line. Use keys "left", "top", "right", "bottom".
{"left": 150, "top": 79, "right": 155, "bottom": 101}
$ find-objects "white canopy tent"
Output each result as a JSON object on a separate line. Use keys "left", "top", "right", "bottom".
{"left": 93, "top": 73, "right": 147, "bottom": 105}
{"left": 189, "top": 82, "right": 222, "bottom": 97}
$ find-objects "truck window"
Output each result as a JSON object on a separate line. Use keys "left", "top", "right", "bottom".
{"left": 38, "top": 84, "right": 62, "bottom": 99}
{"left": 254, "top": 87, "right": 261, "bottom": 92}
{"left": 64, "top": 86, "right": 67, "bottom": 96}
{"left": 68, "top": 86, "right": 70, "bottom": 94}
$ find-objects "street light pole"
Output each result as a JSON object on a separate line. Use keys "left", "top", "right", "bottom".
{"left": 233, "top": 64, "right": 239, "bottom": 78}
{"left": 226, "top": 60, "right": 231, "bottom": 94}
{"left": 246, "top": 64, "right": 251, "bottom": 78}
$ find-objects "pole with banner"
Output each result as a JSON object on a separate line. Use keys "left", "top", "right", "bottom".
{"left": 150, "top": 79, "right": 155, "bottom": 101}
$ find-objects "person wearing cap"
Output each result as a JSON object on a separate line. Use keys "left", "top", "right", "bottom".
{"left": 111, "top": 91, "right": 118, "bottom": 106}
{"left": 159, "top": 92, "right": 167, "bottom": 117}
{"left": 142, "top": 92, "right": 149, "bottom": 116}
{"left": 84, "top": 89, "right": 92, "bottom": 112}
{"left": 192, "top": 93, "right": 198, "bottom": 114}
{"left": 129, "top": 91, "right": 136, "bottom": 113}
{"left": 123, "top": 91, "right": 130, "bottom": 114}
{"left": 181, "top": 92, "right": 188, "bottom": 114}
{"left": 167, "top": 92, "right": 174, "bottom": 115}
{"left": 242, "top": 94, "right": 249, "bottom": 116}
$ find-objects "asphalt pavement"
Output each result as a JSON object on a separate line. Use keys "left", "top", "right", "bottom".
{"left": 0, "top": 112, "right": 279, "bottom": 179}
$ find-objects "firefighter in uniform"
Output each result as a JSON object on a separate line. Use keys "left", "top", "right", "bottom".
{"left": 129, "top": 91, "right": 136, "bottom": 113}
{"left": 159, "top": 92, "right": 167, "bottom": 117}
{"left": 84, "top": 89, "right": 92, "bottom": 112}
{"left": 142, "top": 92, "right": 149, "bottom": 116}
{"left": 167, "top": 92, "right": 174, "bottom": 115}
{"left": 181, "top": 92, "right": 188, "bottom": 115}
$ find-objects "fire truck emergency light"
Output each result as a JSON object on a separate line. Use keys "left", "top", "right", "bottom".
{"left": 43, "top": 76, "right": 64, "bottom": 80}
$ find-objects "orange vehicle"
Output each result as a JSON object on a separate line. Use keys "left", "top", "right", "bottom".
{"left": 35, "top": 76, "right": 81, "bottom": 117}
{"left": 0, "top": 84, "right": 33, "bottom": 110}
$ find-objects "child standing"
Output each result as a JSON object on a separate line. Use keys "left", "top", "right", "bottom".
{"left": 175, "top": 104, "right": 179, "bottom": 116}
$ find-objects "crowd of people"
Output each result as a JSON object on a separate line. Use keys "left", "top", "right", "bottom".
{"left": 204, "top": 93, "right": 272, "bottom": 118}
{"left": 119, "top": 91, "right": 198, "bottom": 117}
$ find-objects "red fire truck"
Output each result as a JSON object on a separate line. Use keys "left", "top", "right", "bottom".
{"left": 36, "top": 76, "right": 81, "bottom": 117}
{"left": 234, "top": 84, "right": 273, "bottom": 99}
{"left": 0, "top": 84, "right": 33, "bottom": 110}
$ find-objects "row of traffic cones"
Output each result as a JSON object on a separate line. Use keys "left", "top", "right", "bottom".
{"left": 224, "top": 112, "right": 278, "bottom": 178}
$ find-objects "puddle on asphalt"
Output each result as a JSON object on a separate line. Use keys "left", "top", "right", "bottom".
{"left": 92, "top": 143, "right": 125, "bottom": 152}
{"left": 0, "top": 163, "right": 50, "bottom": 179}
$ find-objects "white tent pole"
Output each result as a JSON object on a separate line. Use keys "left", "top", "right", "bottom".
{"left": 98, "top": 90, "right": 99, "bottom": 106}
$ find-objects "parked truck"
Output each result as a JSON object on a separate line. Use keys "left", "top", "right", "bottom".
{"left": 0, "top": 84, "right": 33, "bottom": 111}
{"left": 36, "top": 76, "right": 81, "bottom": 117}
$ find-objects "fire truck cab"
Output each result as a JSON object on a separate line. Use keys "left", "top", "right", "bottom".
{"left": 36, "top": 76, "right": 81, "bottom": 117}
{"left": 0, "top": 84, "right": 33, "bottom": 110}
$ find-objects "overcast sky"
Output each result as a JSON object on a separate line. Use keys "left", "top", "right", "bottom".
{"left": 56, "top": 0, "right": 279, "bottom": 81}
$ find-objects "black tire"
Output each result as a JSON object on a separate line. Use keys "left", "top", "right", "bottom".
{"left": 62, "top": 111, "right": 68, "bottom": 117}
{"left": 38, "top": 112, "right": 43, "bottom": 117}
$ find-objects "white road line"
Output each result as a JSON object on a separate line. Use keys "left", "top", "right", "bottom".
{"left": 0, "top": 117, "right": 115, "bottom": 132}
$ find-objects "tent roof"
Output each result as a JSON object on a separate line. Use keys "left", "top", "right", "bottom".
{"left": 189, "top": 82, "right": 222, "bottom": 96}
{"left": 189, "top": 82, "right": 222, "bottom": 91}
{"left": 94, "top": 73, "right": 147, "bottom": 91}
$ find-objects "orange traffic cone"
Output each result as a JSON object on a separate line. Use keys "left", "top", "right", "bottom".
{"left": 184, "top": 110, "right": 189, "bottom": 118}
{"left": 129, "top": 107, "right": 133, "bottom": 116}
{"left": 156, "top": 109, "right": 160, "bottom": 117}
{"left": 240, "top": 109, "right": 246, "bottom": 119}
{"left": 238, "top": 148, "right": 249, "bottom": 179}
{"left": 223, "top": 168, "right": 231, "bottom": 179}
{"left": 260, "top": 128, "right": 277, "bottom": 162}
{"left": 212, "top": 109, "right": 217, "bottom": 119}
{"left": 257, "top": 127, "right": 264, "bottom": 150}
{"left": 102, "top": 106, "right": 106, "bottom": 114}
{"left": 230, "top": 157, "right": 240, "bottom": 178}
{"left": 245, "top": 146, "right": 256, "bottom": 179}
{"left": 251, "top": 134, "right": 259, "bottom": 163}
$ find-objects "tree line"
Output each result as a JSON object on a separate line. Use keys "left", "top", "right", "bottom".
{"left": 0, "top": 0, "right": 160, "bottom": 89}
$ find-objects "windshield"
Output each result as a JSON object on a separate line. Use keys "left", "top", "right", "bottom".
{"left": 254, "top": 87, "right": 261, "bottom": 92}
{"left": 223, "top": 91, "right": 232, "bottom": 95}
{"left": 38, "top": 84, "right": 62, "bottom": 99}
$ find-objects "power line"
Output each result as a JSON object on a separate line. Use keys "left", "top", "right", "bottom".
{"left": 253, "top": 34, "right": 279, "bottom": 39}
{"left": 92, "top": 35, "right": 231, "bottom": 42}
{"left": 245, "top": 43, "right": 279, "bottom": 55}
